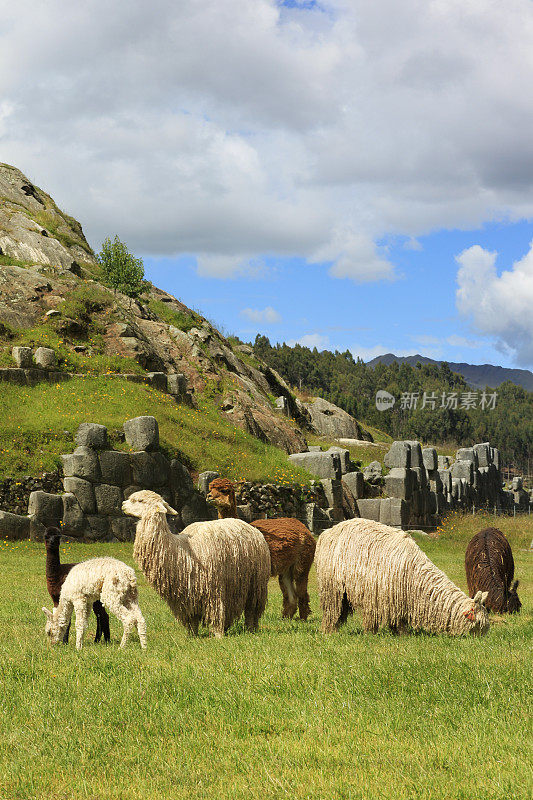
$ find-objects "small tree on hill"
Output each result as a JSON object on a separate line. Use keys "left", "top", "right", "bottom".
{"left": 97, "top": 235, "right": 147, "bottom": 300}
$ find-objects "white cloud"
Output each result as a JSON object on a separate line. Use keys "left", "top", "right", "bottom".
{"left": 287, "top": 333, "right": 330, "bottom": 350}
{"left": 456, "top": 242, "right": 533, "bottom": 366}
{"left": 445, "top": 334, "right": 481, "bottom": 349}
{"left": 2, "top": 1, "right": 533, "bottom": 282}
{"left": 240, "top": 306, "right": 282, "bottom": 324}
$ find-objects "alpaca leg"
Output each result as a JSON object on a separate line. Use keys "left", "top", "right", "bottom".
{"left": 294, "top": 561, "right": 313, "bottom": 621}
{"left": 210, "top": 599, "right": 226, "bottom": 638}
{"left": 61, "top": 621, "right": 71, "bottom": 645}
{"left": 320, "top": 586, "right": 343, "bottom": 634}
{"left": 279, "top": 572, "right": 298, "bottom": 619}
{"left": 244, "top": 591, "right": 263, "bottom": 633}
{"left": 133, "top": 604, "right": 147, "bottom": 649}
{"left": 185, "top": 616, "right": 200, "bottom": 636}
{"left": 93, "top": 601, "right": 110, "bottom": 643}
{"left": 73, "top": 600, "right": 89, "bottom": 650}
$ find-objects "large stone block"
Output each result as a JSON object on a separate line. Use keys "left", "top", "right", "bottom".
{"left": 438, "top": 469, "right": 452, "bottom": 495}
{"left": 438, "top": 455, "right": 451, "bottom": 470}
{"left": 320, "top": 478, "right": 343, "bottom": 510}
{"left": 98, "top": 450, "right": 132, "bottom": 487}
{"left": 85, "top": 515, "right": 110, "bottom": 541}
{"left": 61, "top": 493, "right": 86, "bottom": 535}
{"left": 94, "top": 484, "right": 123, "bottom": 516}
{"left": 123, "top": 416, "right": 159, "bottom": 452}
{"left": 379, "top": 498, "right": 409, "bottom": 528}
{"left": 61, "top": 446, "right": 101, "bottom": 482}
{"left": 342, "top": 471, "right": 364, "bottom": 499}
{"left": 170, "top": 459, "right": 194, "bottom": 504}
{"left": 0, "top": 368, "right": 26, "bottom": 385}
{"left": 28, "top": 491, "right": 63, "bottom": 526}
{"left": 75, "top": 423, "right": 109, "bottom": 450}
{"left": 167, "top": 373, "right": 187, "bottom": 396}
{"left": 422, "top": 447, "right": 438, "bottom": 471}
{"left": 147, "top": 372, "right": 168, "bottom": 392}
{"left": 474, "top": 442, "right": 491, "bottom": 467}
{"left": 34, "top": 346, "right": 56, "bottom": 368}
{"left": 326, "top": 447, "right": 351, "bottom": 474}
{"left": 62, "top": 477, "right": 96, "bottom": 513}
{"left": 130, "top": 451, "right": 170, "bottom": 488}
{"left": 288, "top": 451, "right": 342, "bottom": 480}
{"left": 456, "top": 447, "right": 478, "bottom": 467}
{"left": 384, "top": 440, "right": 411, "bottom": 469}
{"left": 0, "top": 511, "right": 30, "bottom": 540}
{"left": 406, "top": 441, "right": 423, "bottom": 467}
{"left": 198, "top": 471, "right": 220, "bottom": 496}
{"left": 491, "top": 448, "right": 501, "bottom": 471}
{"left": 411, "top": 466, "right": 428, "bottom": 488}
{"left": 12, "top": 346, "right": 33, "bottom": 368}
{"left": 384, "top": 467, "right": 413, "bottom": 499}
{"left": 363, "top": 461, "right": 382, "bottom": 484}
{"left": 451, "top": 460, "right": 474, "bottom": 483}
{"left": 109, "top": 516, "right": 136, "bottom": 542}
{"left": 180, "top": 492, "right": 213, "bottom": 526}
{"left": 356, "top": 498, "right": 382, "bottom": 521}
{"left": 305, "top": 503, "right": 330, "bottom": 534}
{"left": 428, "top": 469, "right": 443, "bottom": 494}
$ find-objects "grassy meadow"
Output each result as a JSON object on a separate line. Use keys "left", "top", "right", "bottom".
{"left": 0, "top": 512, "right": 531, "bottom": 800}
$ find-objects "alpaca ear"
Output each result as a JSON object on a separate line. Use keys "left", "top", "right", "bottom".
{"left": 512, "top": 580, "right": 519, "bottom": 591}
{"left": 477, "top": 592, "right": 488, "bottom": 606}
{"left": 473, "top": 591, "right": 482, "bottom": 603}
{"left": 42, "top": 607, "right": 53, "bottom": 620}
{"left": 156, "top": 500, "right": 177, "bottom": 515}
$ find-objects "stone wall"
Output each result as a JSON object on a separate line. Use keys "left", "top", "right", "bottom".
{"left": 0, "top": 472, "right": 62, "bottom": 515}
{"left": 27, "top": 417, "right": 213, "bottom": 542}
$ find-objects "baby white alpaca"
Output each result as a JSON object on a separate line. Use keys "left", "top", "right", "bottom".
{"left": 42, "top": 557, "right": 147, "bottom": 650}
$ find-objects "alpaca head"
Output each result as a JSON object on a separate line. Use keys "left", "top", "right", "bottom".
{"left": 463, "top": 590, "right": 490, "bottom": 635}
{"left": 507, "top": 580, "right": 522, "bottom": 614}
{"left": 42, "top": 606, "right": 61, "bottom": 645}
{"left": 44, "top": 527, "right": 62, "bottom": 547}
{"left": 206, "top": 478, "right": 237, "bottom": 518}
{"left": 122, "top": 490, "right": 178, "bottom": 519}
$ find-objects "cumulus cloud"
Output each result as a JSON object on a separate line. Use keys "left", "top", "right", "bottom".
{"left": 2, "top": 1, "right": 533, "bottom": 281}
{"left": 240, "top": 306, "right": 282, "bottom": 324}
{"left": 456, "top": 242, "right": 533, "bottom": 366}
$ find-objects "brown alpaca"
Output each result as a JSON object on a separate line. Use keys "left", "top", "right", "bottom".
{"left": 465, "top": 528, "right": 521, "bottom": 614}
{"left": 44, "top": 528, "right": 110, "bottom": 643}
{"left": 206, "top": 478, "right": 316, "bottom": 620}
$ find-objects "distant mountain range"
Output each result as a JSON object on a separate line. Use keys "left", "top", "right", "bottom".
{"left": 366, "top": 353, "right": 533, "bottom": 392}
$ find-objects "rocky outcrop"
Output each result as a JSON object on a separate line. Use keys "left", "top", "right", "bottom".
{"left": 0, "top": 164, "right": 307, "bottom": 453}
{"left": 303, "top": 396, "right": 369, "bottom": 441}
{"left": 0, "top": 163, "right": 97, "bottom": 270}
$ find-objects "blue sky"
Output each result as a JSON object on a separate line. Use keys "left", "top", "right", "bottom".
{"left": 145, "top": 218, "right": 533, "bottom": 367}
{"left": 2, "top": 1, "right": 532, "bottom": 368}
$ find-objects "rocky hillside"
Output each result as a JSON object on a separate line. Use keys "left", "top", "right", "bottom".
{"left": 0, "top": 163, "right": 327, "bottom": 455}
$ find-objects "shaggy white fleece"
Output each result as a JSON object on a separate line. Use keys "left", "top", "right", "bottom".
{"left": 123, "top": 490, "right": 271, "bottom": 637}
{"left": 43, "top": 556, "right": 147, "bottom": 650}
{"left": 316, "top": 518, "right": 489, "bottom": 636}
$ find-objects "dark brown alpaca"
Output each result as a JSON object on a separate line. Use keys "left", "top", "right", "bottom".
{"left": 44, "top": 528, "right": 111, "bottom": 643}
{"left": 206, "top": 478, "right": 316, "bottom": 620}
{"left": 465, "top": 527, "right": 521, "bottom": 614}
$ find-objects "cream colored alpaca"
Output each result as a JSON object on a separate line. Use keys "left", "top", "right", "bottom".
{"left": 42, "top": 557, "right": 147, "bottom": 650}
{"left": 316, "top": 518, "right": 489, "bottom": 636}
{"left": 122, "top": 490, "right": 271, "bottom": 637}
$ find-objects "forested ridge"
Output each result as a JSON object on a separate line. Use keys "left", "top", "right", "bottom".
{"left": 252, "top": 336, "right": 533, "bottom": 474}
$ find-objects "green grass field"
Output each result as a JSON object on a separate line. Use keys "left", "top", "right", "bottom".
{"left": 0, "top": 513, "right": 531, "bottom": 800}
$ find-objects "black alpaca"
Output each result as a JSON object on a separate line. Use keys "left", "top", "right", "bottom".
{"left": 44, "top": 528, "right": 111, "bottom": 643}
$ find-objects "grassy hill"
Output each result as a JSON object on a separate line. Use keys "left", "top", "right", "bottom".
{"left": 1, "top": 377, "right": 311, "bottom": 485}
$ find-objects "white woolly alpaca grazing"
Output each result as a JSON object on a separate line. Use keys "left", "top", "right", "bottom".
{"left": 122, "top": 490, "right": 271, "bottom": 637}
{"left": 316, "top": 518, "right": 490, "bottom": 636}
{"left": 42, "top": 557, "right": 147, "bottom": 650}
